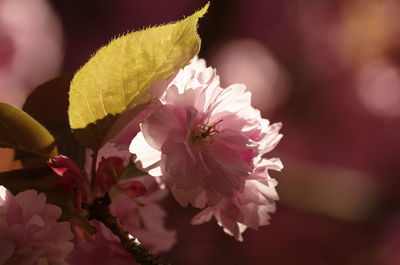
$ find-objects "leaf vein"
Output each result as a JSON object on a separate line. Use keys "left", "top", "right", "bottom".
{"left": 121, "top": 38, "right": 128, "bottom": 106}
{"left": 82, "top": 70, "right": 97, "bottom": 121}
{"left": 99, "top": 51, "right": 107, "bottom": 116}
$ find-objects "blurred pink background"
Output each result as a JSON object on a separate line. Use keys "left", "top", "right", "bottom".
{"left": 2, "top": 0, "right": 400, "bottom": 264}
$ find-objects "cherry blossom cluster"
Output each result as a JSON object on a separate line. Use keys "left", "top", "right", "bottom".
{"left": 0, "top": 57, "right": 282, "bottom": 264}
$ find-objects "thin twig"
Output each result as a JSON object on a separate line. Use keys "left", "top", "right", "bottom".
{"left": 89, "top": 195, "right": 171, "bottom": 265}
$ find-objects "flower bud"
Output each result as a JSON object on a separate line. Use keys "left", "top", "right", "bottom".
{"left": 116, "top": 180, "right": 147, "bottom": 198}
{"left": 95, "top": 156, "right": 124, "bottom": 195}
{"left": 48, "top": 155, "right": 85, "bottom": 190}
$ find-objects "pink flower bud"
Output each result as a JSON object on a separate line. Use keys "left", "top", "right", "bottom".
{"left": 117, "top": 180, "right": 147, "bottom": 198}
{"left": 95, "top": 156, "right": 124, "bottom": 195}
{"left": 48, "top": 155, "right": 89, "bottom": 208}
{"left": 48, "top": 155, "right": 84, "bottom": 190}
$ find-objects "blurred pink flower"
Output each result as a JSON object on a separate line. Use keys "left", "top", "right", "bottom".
{"left": 191, "top": 158, "right": 282, "bottom": 241}
{"left": 356, "top": 60, "right": 400, "bottom": 118}
{"left": 109, "top": 177, "right": 176, "bottom": 253}
{"left": 80, "top": 141, "right": 176, "bottom": 255}
{"left": 130, "top": 57, "right": 283, "bottom": 210}
{"left": 0, "top": 0, "right": 63, "bottom": 107}
{"left": 67, "top": 220, "right": 136, "bottom": 265}
{"left": 0, "top": 186, "right": 73, "bottom": 265}
{"left": 67, "top": 176, "right": 176, "bottom": 264}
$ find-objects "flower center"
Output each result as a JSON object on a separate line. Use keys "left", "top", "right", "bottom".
{"left": 191, "top": 119, "right": 223, "bottom": 147}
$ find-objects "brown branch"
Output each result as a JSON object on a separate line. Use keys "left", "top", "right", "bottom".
{"left": 89, "top": 195, "right": 171, "bottom": 265}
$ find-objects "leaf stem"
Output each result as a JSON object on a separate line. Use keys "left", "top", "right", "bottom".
{"left": 90, "top": 148, "right": 99, "bottom": 190}
{"left": 89, "top": 195, "right": 171, "bottom": 265}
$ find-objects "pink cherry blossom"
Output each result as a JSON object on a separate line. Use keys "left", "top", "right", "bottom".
{"left": 130, "top": 57, "right": 283, "bottom": 210}
{"left": 0, "top": 186, "right": 73, "bottom": 265}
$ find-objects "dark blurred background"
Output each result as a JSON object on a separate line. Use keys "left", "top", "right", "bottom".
{"left": 2, "top": 0, "right": 400, "bottom": 264}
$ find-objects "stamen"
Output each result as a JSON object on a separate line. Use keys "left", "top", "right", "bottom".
{"left": 191, "top": 119, "right": 223, "bottom": 146}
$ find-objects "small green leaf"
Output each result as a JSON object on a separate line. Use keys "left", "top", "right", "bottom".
{"left": 118, "top": 161, "right": 144, "bottom": 181}
{"left": 0, "top": 103, "right": 58, "bottom": 158}
{"left": 68, "top": 3, "right": 209, "bottom": 149}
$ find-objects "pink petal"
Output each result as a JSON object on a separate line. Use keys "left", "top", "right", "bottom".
{"left": 130, "top": 132, "right": 162, "bottom": 177}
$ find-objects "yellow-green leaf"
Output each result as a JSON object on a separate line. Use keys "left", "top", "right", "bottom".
{"left": 69, "top": 3, "right": 209, "bottom": 149}
{"left": 0, "top": 103, "right": 58, "bottom": 158}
